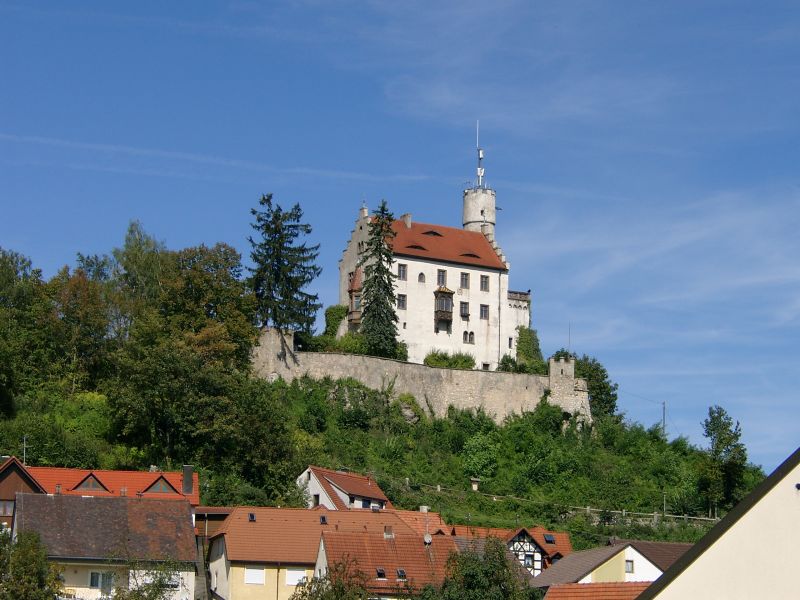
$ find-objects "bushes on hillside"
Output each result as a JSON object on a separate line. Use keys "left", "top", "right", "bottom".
{"left": 423, "top": 351, "right": 476, "bottom": 370}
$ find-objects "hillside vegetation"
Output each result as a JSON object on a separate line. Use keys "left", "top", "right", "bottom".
{"left": 0, "top": 221, "right": 763, "bottom": 546}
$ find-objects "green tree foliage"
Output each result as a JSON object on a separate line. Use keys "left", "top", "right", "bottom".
{"left": 423, "top": 351, "right": 476, "bottom": 370}
{"left": 0, "top": 531, "right": 62, "bottom": 600}
{"left": 248, "top": 194, "right": 321, "bottom": 334}
{"left": 324, "top": 305, "right": 349, "bottom": 337}
{"left": 419, "top": 537, "right": 540, "bottom": 600}
{"left": 290, "top": 558, "right": 370, "bottom": 600}
{"left": 516, "top": 327, "right": 547, "bottom": 375}
{"left": 359, "top": 200, "right": 400, "bottom": 358}
{"left": 462, "top": 432, "right": 499, "bottom": 479}
{"left": 112, "top": 559, "right": 184, "bottom": 600}
{"left": 552, "top": 349, "right": 619, "bottom": 418}
{"left": 700, "top": 405, "right": 748, "bottom": 514}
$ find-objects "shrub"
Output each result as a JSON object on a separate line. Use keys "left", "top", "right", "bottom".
{"left": 323, "top": 305, "right": 349, "bottom": 337}
{"left": 424, "top": 351, "right": 475, "bottom": 370}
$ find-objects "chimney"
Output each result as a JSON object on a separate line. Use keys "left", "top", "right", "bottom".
{"left": 182, "top": 465, "right": 193, "bottom": 495}
{"left": 419, "top": 505, "right": 429, "bottom": 513}
{"left": 384, "top": 525, "right": 394, "bottom": 539}
{"left": 120, "top": 487, "right": 127, "bottom": 497}
{"left": 401, "top": 213, "right": 412, "bottom": 229}
{"left": 470, "top": 477, "right": 481, "bottom": 492}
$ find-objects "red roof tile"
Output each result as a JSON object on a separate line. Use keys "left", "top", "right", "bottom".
{"left": 309, "top": 466, "right": 392, "bottom": 510}
{"left": 544, "top": 582, "right": 650, "bottom": 600}
{"left": 390, "top": 220, "right": 506, "bottom": 271}
{"left": 391, "top": 509, "right": 449, "bottom": 536}
{"left": 448, "top": 525, "right": 572, "bottom": 560}
{"left": 213, "top": 507, "right": 416, "bottom": 565}
{"left": 27, "top": 466, "right": 200, "bottom": 506}
{"left": 320, "top": 530, "right": 457, "bottom": 594}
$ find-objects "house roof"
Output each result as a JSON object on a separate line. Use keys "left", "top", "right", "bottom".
{"left": 544, "top": 582, "right": 650, "bottom": 600}
{"left": 637, "top": 445, "right": 800, "bottom": 600}
{"left": 14, "top": 493, "right": 195, "bottom": 563}
{"left": 212, "top": 506, "right": 415, "bottom": 565}
{"left": 320, "top": 530, "right": 457, "bottom": 594}
{"left": 530, "top": 544, "right": 625, "bottom": 587}
{"left": 390, "top": 220, "right": 507, "bottom": 271}
{"left": 611, "top": 540, "right": 692, "bottom": 572}
{"left": 308, "top": 466, "right": 392, "bottom": 510}
{"left": 451, "top": 536, "right": 535, "bottom": 583}
{"left": 26, "top": 465, "right": 200, "bottom": 505}
{"left": 0, "top": 456, "right": 46, "bottom": 493}
{"left": 391, "top": 509, "right": 449, "bottom": 536}
{"left": 448, "top": 525, "right": 573, "bottom": 559}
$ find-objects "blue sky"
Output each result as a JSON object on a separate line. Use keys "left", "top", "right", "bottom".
{"left": 2, "top": 1, "right": 799, "bottom": 472}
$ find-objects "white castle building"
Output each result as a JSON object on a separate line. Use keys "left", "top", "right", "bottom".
{"left": 338, "top": 149, "right": 531, "bottom": 370}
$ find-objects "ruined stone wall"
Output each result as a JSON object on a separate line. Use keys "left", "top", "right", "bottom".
{"left": 252, "top": 330, "right": 591, "bottom": 422}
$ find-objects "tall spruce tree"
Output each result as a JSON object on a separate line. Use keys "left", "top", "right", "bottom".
{"left": 359, "top": 200, "right": 399, "bottom": 358}
{"left": 248, "top": 194, "right": 322, "bottom": 335}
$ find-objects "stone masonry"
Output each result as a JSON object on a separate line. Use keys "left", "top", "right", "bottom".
{"left": 252, "top": 329, "right": 591, "bottom": 422}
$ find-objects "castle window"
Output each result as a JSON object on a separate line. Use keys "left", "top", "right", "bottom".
{"left": 418, "top": 272, "right": 426, "bottom": 283}
{"left": 437, "top": 270, "right": 447, "bottom": 286}
{"left": 398, "top": 264, "right": 407, "bottom": 281}
{"left": 436, "top": 295, "right": 452, "bottom": 312}
{"left": 460, "top": 302, "right": 469, "bottom": 318}
{"left": 469, "top": 332, "right": 475, "bottom": 344}
{"left": 480, "top": 275, "right": 490, "bottom": 291}
{"left": 482, "top": 363, "right": 490, "bottom": 370}
{"left": 463, "top": 331, "right": 469, "bottom": 343}
{"left": 397, "top": 294, "right": 407, "bottom": 310}
{"left": 460, "top": 272, "right": 470, "bottom": 289}
{"left": 509, "top": 337, "right": 513, "bottom": 349}
{"left": 480, "top": 304, "right": 489, "bottom": 320}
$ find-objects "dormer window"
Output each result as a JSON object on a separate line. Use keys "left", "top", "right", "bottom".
{"left": 543, "top": 533, "right": 556, "bottom": 544}
{"left": 396, "top": 569, "right": 407, "bottom": 580}
{"left": 461, "top": 252, "right": 480, "bottom": 258}
{"left": 145, "top": 477, "right": 177, "bottom": 494}
{"left": 407, "top": 244, "right": 427, "bottom": 251}
{"left": 376, "top": 568, "right": 386, "bottom": 579}
{"left": 75, "top": 475, "right": 108, "bottom": 492}
{"left": 422, "top": 230, "right": 443, "bottom": 237}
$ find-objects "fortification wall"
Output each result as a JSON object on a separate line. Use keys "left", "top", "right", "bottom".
{"left": 252, "top": 329, "right": 591, "bottom": 422}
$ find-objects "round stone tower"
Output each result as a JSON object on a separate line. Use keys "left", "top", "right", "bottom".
{"left": 462, "top": 142, "right": 496, "bottom": 240}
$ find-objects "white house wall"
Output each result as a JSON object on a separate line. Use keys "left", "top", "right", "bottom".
{"left": 208, "top": 537, "right": 231, "bottom": 600}
{"left": 296, "top": 468, "right": 336, "bottom": 510}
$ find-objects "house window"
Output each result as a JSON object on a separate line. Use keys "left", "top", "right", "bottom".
{"left": 286, "top": 568, "right": 307, "bottom": 586}
{"left": 0, "top": 501, "right": 13, "bottom": 515}
{"left": 312, "top": 494, "right": 320, "bottom": 507}
{"left": 362, "top": 499, "right": 370, "bottom": 509}
{"left": 244, "top": 566, "right": 266, "bottom": 585}
{"left": 397, "top": 569, "right": 407, "bottom": 580}
{"left": 76, "top": 475, "right": 106, "bottom": 491}
{"left": 480, "top": 304, "right": 489, "bottom": 320}
{"left": 418, "top": 272, "right": 426, "bottom": 283}
{"left": 625, "top": 560, "right": 634, "bottom": 574}
{"left": 437, "top": 269, "right": 447, "bottom": 286}
{"left": 480, "top": 275, "right": 489, "bottom": 291}
{"left": 543, "top": 533, "right": 556, "bottom": 544}
{"left": 398, "top": 264, "right": 407, "bottom": 281}
{"left": 524, "top": 554, "right": 534, "bottom": 567}
{"left": 89, "top": 572, "right": 114, "bottom": 590}
{"left": 460, "top": 302, "right": 469, "bottom": 318}
{"left": 397, "top": 294, "right": 407, "bottom": 310}
{"left": 460, "top": 272, "right": 469, "bottom": 289}
{"left": 145, "top": 478, "right": 175, "bottom": 494}
{"left": 376, "top": 568, "right": 386, "bottom": 579}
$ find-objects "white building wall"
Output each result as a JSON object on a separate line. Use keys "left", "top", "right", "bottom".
{"left": 622, "top": 547, "right": 662, "bottom": 582}
{"left": 296, "top": 468, "right": 336, "bottom": 510}
{"left": 648, "top": 452, "right": 800, "bottom": 600}
{"left": 208, "top": 537, "right": 231, "bottom": 600}
{"left": 338, "top": 208, "right": 530, "bottom": 370}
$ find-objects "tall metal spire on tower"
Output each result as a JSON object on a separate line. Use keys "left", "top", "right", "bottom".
{"left": 476, "top": 120, "right": 485, "bottom": 188}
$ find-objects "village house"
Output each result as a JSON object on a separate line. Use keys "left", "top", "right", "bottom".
{"left": 530, "top": 539, "right": 690, "bottom": 591}
{"left": 296, "top": 465, "right": 392, "bottom": 511}
{"left": 338, "top": 148, "right": 531, "bottom": 370}
{"left": 13, "top": 493, "right": 197, "bottom": 600}
{"left": 314, "top": 529, "right": 456, "bottom": 599}
{"left": 0, "top": 456, "right": 200, "bottom": 533}
{"left": 449, "top": 524, "right": 573, "bottom": 577}
{"left": 207, "top": 506, "right": 419, "bottom": 600}
{"left": 638, "top": 445, "right": 800, "bottom": 600}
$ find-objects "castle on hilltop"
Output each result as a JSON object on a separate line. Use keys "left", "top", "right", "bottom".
{"left": 338, "top": 146, "right": 530, "bottom": 370}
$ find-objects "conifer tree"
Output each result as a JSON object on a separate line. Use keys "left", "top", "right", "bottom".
{"left": 359, "top": 200, "right": 399, "bottom": 358}
{"left": 248, "top": 194, "right": 321, "bottom": 335}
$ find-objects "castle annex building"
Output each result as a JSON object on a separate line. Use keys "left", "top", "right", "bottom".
{"left": 338, "top": 151, "right": 531, "bottom": 370}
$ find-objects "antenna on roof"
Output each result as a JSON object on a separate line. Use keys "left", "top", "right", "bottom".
{"left": 476, "top": 120, "right": 485, "bottom": 189}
